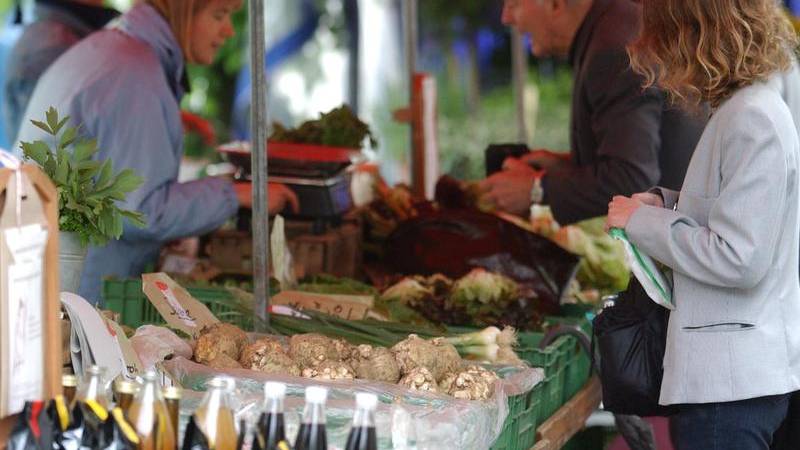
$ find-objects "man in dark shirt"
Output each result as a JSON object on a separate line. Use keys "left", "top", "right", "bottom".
{"left": 481, "top": 0, "right": 707, "bottom": 225}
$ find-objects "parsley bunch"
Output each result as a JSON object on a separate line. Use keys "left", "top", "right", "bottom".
{"left": 20, "top": 107, "right": 146, "bottom": 247}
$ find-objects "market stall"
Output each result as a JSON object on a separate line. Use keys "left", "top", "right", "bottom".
{"left": 0, "top": 1, "right": 608, "bottom": 449}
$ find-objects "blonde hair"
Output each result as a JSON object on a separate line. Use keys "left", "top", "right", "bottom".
{"left": 628, "top": 0, "right": 799, "bottom": 109}
{"left": 146, "top": 0, "right": 242, "bottom": 64}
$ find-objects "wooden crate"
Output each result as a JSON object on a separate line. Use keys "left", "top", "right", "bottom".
{"left": 206, "top": 219, "right": 363, "bottom": 279}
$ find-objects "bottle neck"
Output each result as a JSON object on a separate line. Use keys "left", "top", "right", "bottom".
{"left": 351, "top": 407, "right": 375, "bottom": 429}
{"left": 199, "top": 386, "right": 231, "bottom": 443}
{"left": 139, "top": 379, "right": 162, "bottom": 404}
{"left": 266, "top": 396, "right": 284, "bottom": 415}
{"left": 78, "top": 374, "right": 108, "bottom": 406}
{"left": 302, "top": 402, "right": 326, "bottom": 426}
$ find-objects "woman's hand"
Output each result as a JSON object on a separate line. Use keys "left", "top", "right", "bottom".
{"left": 268, "top": 183, "right": 300, "bottom": 214}
{"left": 234, "top": 182, "right": 300, "bottom": 214}
{"left": 606, "top": 195, "right": 644, "bottom": 231}
{"left": 632, "top": 192, "right": 664, "bottom": 208}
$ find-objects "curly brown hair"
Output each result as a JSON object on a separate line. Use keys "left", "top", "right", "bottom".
{"left": 628, "top": 0, "right": 799, "bottom": 109}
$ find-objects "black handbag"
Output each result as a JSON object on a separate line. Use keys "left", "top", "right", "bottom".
{"left": 592, "top": 278, "right": 676, "bottom": 416}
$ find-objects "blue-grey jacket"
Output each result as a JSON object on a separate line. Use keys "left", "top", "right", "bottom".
{"left": 4, "top": 0, "right": 118, "bottom": 144}
{"left": 16, "top": 3, "right": 239, "bottom": 303}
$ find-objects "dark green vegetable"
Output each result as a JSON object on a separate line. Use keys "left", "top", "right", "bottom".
{"left": 270, "top": 105, "right": 377, "bottom": 149}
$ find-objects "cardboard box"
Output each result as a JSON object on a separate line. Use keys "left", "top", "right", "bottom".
{"left": 270, "top": 290, "right": 373, "bottom": 320}
{"left": 0, "top": 165, "right": 60, "bottom": 441}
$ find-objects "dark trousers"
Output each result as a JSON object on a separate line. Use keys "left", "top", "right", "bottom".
{"left": 671, "top": 393, "right": 790, "bottom": 450}
{"left": 771, "top": 392, "right": 800, "bottom": 449}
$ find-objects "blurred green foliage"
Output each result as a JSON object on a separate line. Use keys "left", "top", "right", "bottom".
{"left": 438, "top": 67, "right": 573, "bottom": 181}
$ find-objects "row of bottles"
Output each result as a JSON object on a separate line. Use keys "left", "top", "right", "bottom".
{"left": 258, "top": 383, "right": 377, "bottom": 450}
{"left": 64, "top": 367, "right": 378, "bottom": 450}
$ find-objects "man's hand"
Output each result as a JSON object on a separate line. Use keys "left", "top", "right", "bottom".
{"left": 631, "top": 192, "right": 664, "bottom": 208}
{"left": 234, "top": 182, "right": 300, "bottom": 214}
{"left": 606, "top": 195, "right": 643, "bottom": 231}
{"left": 479, "top": 158, "right": 545, "bottom": 216}
{"left": 519, "top": 149, "right": 571, "bottom": 171}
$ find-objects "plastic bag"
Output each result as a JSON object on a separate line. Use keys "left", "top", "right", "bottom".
{"left": 592, "top": 279, "right": 675, "bottom": 416}
{"left": 131, "top": 325, "right": 194, "bottom": 369}
{"left": 609, "top": 228, "right": 673, "bottom": 310}
{"left": 385, "top": 209, "right": 580, "bottom": 317}
{"left": 271, "top": 215, "right": 296, "bottom": 290}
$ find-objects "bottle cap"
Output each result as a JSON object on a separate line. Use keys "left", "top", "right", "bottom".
{"left": 305, "top": 386, "right": 328, "bottom": 404}
{"left": 264, "top": 382, "right": 287, "bottom": 399}
{"left": 208, "top": 376, "right": 235, "bottom": 391}
{"left": 163, "top": 386, "right": 182, "bottom": 400}
{"left": 115, "top": 380, "right": 136, "bottom": 395}
{"left": 140, "top": 370, "right": 158, "bottom": 382}
{"left": 62, "top": 374, "right": 78, "bottom": 388}
{"left": 355, "top": 393, "right": 378, "bottom": 410}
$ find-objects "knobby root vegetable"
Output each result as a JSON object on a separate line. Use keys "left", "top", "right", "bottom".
{"left": 289, "top": 333, "right": 341, "bottom": 368}
{"left": 206, "top": 354, "right": 243, "bottom": 370}
{"left": 240, "top": 338, "right": 300, "bottom": 376}
{"left": 194, "top": 323, "right": 249, "bottom": 364}
{"left": 350, "top": 345, "right": 400, "bottom": 383}
{"left": 439, "top": 365, "right": 499, "bottom": 400}
{"left": 301, "top": 360, "right": 356, "bottom": 380}
{"left": 399, "top": 367, "right": 438, "bottom": 393}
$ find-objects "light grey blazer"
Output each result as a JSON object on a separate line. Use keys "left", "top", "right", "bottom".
{"left": 626, "top": 80, "right": 800, "bottom": 405}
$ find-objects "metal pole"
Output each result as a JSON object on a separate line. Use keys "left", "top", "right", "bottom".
{"left": 249, "top": 0, "right": 270, "bottom": 329}
{"left": 511, "top": 29, "right": 529, "bottom": 144}
{"left": 403, "top": 0, "right": 418, "bottom": 187}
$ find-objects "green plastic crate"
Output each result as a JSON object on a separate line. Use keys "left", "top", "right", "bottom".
{"left": 542, "top": 315, "right": 594, "bottom": 402}
{"left": 491, "top": 385, "right": 539, "bottom": 450}
{"left": 563, "top": 338, "right": 591, "bottom": 401}
{"left": 102, "top": 279, "right": 248, "bottom": 329}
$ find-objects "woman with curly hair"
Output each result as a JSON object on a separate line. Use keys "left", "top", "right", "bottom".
{"left": 606, "top": 0, "right": 800, "bottom": 448}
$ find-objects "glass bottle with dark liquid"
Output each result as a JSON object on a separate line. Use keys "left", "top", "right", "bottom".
{"left": 258, "top": 382, "right": 290, "bottom": 450}
{"left": 294, "top": 386, "right": 328, "bottom": 450}
{"left": 344, "top": 393, "right": 377, "bottom": 450}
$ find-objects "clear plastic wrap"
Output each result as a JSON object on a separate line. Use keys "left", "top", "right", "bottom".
{"left": 130, "top": 325, "right": 194, "bottom": 369}
{"left": 164, "top": 357, "right": 543, "bottom": 450}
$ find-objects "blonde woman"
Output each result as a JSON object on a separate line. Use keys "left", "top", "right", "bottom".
{"left": 606, "top": 0, "right": 800, "bottom": 448}
{"left": 15, "top": 0, "right": 298, "bottom": 303}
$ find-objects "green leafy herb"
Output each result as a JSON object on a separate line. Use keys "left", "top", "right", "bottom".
{"left": 19, "top": 107, "right": 146, "bottom": 247}
{"left": 270, "top": 105, "right": 378, "bottom": 149}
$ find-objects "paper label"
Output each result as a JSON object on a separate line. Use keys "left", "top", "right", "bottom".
{"left": 156, "top": 281, "right": 197, "bottom": 328}
{"left": 100, "top": 314, "right": 144, "bottom": 379}
{"left": 142, "top": 273, "right": 219, "bottom": 337}
{"left": 3, "top": 224, "right": 48, "bottom": 414}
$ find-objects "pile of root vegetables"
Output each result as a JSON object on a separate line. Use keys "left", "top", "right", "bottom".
{"left": 192, "top": 323, "right": 503, "bottom": 400}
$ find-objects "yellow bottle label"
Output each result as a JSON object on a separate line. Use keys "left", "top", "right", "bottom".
{"left": 112, "top": 408, "right": 141, "bottom": 445}
{"left": 277, "top": 441, "right": 291, "bottom": 450}
{"left": 85, "top": 399, "right": 109, "bottom": 421}
{"left": 54, "top": 395, "right": 69, "bottom": 431}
